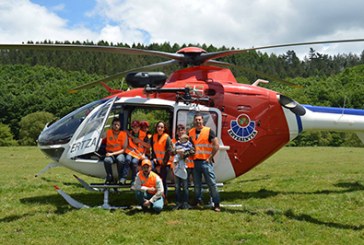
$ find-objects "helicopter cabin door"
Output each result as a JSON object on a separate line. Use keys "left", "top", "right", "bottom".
{"left": 67, "top": 97, "right": 117, "bottom": 159}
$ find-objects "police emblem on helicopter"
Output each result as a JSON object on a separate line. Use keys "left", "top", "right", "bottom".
{"left": 228, "top": 114, "right": 258, "bottom": 142}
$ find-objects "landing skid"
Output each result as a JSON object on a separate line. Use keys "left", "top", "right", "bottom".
{"left": 54, "top": 175, "right": 131, "bottom": 210}
{"left": 35, "top": 162, "right": 60, "bottom": 177}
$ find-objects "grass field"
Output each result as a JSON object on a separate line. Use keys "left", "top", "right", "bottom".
{"left": 0, "top": 147, "right": 363, "bottom": 244}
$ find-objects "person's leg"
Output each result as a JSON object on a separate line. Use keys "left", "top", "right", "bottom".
{"left": 193, "top": 160, "right": 203, "bottom": 204}
{"left": 135, "top": 190, "right": 145, "bottom": 206}
{"left": 130, "top": 157, "right": 139, "bottom": 185}
{"left": 121, "top": 154, "right": 132, "bottom": 184}
{"left": 181, "top": 177, "right": 189, "bottom": 209}
{"left": 115, "top": 154, "right": 126, "bottom": 182}
{"left": 103, "top": 156, "right": 114, "bottom": 184}
{"left": 201, "top": 161, "right": 220, "bottom": 207}
{"left": 151, "top": 196, "right": 164, "bottom": 213}
{"left": 160, "top": 165, "right": 170, "bottom": 197}
{"left": 174, "top": 175, "right": 181, "bottom": 205}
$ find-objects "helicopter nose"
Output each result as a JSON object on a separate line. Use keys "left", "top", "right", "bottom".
{"left": 38, "top": 146, "right": 65, "bottom": 162}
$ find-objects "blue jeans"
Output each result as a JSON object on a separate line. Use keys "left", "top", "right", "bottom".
{"left": 125, "top": 154, "right": 140, "bottom": 182}
{"left": 160, "top": 165, "right": 170, "bottom": 197}
{"left": 104, "top": 154, "right": 126, "bottom": 180}
{"left": 187, "top": 168, "right": 194, "bottom": 186}
{"left": 174, "top": 176, "right": 189, "bottom": 204}
{"left": 193, "top": 160, "right": 220, "bottom": 205}
{"left": 135, "top": 191, "right": 164, "bottom": 212}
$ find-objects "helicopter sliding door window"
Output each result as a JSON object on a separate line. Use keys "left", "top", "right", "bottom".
{"left": 68, "top": 97, "right": 118, "bottom": 159}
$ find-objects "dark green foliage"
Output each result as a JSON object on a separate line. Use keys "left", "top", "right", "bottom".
{"left": 19, "top": 111, "right": 55, "bottom": 146}
{"left": 0, "top": 123, "right": 18, "bottom": 146}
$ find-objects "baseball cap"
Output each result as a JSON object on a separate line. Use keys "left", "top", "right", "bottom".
{"left": 141, "top": 159, "right": 152, "bottom": 167}
{"left": 131, "top": 120, "right": 140, "bottom": 127}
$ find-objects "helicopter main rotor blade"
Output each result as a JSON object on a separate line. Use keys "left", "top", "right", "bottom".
{"left": 69, "top": 59, "right": 178, "bottom": 93}
{"left": 205, "top": 60, "right": 301, "bottom": 88}
{"left": 234, "top": 65, "right": 302, "bottom": 88}
{"left": 0, "top": 44, "right": 185, "bottom": 61}
{"left": 198, "top": 38, "right": 364, "bottom": 63}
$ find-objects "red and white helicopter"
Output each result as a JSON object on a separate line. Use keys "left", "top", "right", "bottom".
{"left": 2, "top": 39, "right": 364, "bottom": 209}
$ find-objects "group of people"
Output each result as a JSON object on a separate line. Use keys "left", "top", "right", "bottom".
{"left": 102, "top": 114, "right": 221, "bottom": 213}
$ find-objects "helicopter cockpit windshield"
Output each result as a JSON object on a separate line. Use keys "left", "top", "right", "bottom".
{"left": 38, "top": 99, "right": 108, "bottom": 146}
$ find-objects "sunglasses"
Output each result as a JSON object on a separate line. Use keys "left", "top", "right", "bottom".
{"left": 177, "top": 127, "right": 185, "bottom": 130}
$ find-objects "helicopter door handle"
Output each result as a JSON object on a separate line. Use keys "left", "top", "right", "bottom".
{"left": 233, "top": 152, "right": 241, "bottom": 163}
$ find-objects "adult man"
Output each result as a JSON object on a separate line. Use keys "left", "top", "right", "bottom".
{"left": 131, "top": 159, "right": 164, "bottom": 213}
{"left": 189, "top": 113, "right": 221, "bottom": 212}
{"left": 103, "top": 118, "right": 128, "bottom": 184}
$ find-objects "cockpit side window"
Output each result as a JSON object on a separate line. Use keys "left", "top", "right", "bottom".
{"left": 38, "top": 99, "right": 107, "bottom": 145}
{"left": 176, "top": 110, "right": 218, "bottom": 135}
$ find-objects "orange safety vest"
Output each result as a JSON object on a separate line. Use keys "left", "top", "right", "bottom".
{"left": 125, "top": 130, "right": 147, "bottom": 160}
{"left": 138, "top": 170, "right": 158, "bottom": 194}
{"left": 171, "top": 138, "right": 194, "bottom": 168}
{"left": 189, "top": 127, "right": 213, "bottom": 160}
{"left": 153, "top": 133, "right": 171, "bottom": 165}
{"left": 105, "top": 129, "right": 127, "bottom": 153}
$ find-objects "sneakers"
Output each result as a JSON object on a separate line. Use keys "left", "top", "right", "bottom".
{"left": 118, "top": 178, "right": 126, "bottom": 185}
{"left": 181, "top": 202, "right": 191, "bottom": 210}
{"left": 193, "top": 200, "right": 204, "bottom": 208}
{"left": 173, "top": 203, "right": 182, "bottom": 210}
{"left": 213, "top": 204, "right": 221, "bottom": 212}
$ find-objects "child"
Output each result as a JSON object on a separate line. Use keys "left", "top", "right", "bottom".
{"left": 173, "top": 134, "right": 194, "bottom": 209}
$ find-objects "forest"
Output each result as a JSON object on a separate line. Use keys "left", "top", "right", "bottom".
{"left": 1, "top": 40, "right": 364, "bottom": 146}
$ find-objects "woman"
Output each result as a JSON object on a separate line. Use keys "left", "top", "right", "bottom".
{"left": 151, "top": 121, "right": 173, "bottom": 201}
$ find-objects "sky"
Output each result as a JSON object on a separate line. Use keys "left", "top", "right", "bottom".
{"left": 1, "top": 0, "right": 364, "bottom": 59}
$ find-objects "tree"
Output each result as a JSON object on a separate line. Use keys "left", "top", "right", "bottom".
{"left": 0, "top": 123, "right": 18, "bottom": 146}
{"left": 19, "top": 112, "right": 55, "bottom": 146}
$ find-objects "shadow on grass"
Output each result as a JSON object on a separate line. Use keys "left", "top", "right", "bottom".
{"left": 221, "top": 181, "right": 364, "bottom": 202}
{"left": 281, "top": 209, "right": 364, "bottom": 231}
{"left": 39, "top": 176, "right": 82, "bottom": 188}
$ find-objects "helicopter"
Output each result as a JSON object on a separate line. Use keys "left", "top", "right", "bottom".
{"left": 2, "top": 39, "right": 364, "bottom": 209}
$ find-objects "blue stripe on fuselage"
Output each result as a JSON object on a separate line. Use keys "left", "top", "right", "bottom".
{"left": 303, "top": 105, "right": 364, "bottom": 116}
{"left": 296, "top": 114, "right": 303, "bottom": 133}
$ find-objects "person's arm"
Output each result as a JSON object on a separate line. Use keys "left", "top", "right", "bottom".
{"left": 184, "top": 142, "right": 195, "bottom": 158}
{"left": 162, "top": 136, "right": 172, "bottom": 165}
{"left": 150, "top": 137, "right": 158, "bottom": 164}
{"left": 138, "top": 135, "right": 151, "bottom": 149}
{"left": 131, "top": 174, "right": 149, "bottom": 192}
{"left": 149, "top": 176, "right": 164, "bottom": 203}
{"left": 208, "top": 130, "right": 219, "bottom": 163}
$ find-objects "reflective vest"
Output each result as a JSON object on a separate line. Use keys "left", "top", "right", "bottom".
{"left": 125, "top": 130, "right": 147, "bottom": 160}
{"left": 138, "top": 170, "right": 158, "bottom": 194}
{"left": 171, "top": 138, "right": 194, "bottom": 168}
{"left": 153, "top": 133, "right": 171, "bottom": 165}
{"left": 189, "top": 127, "right": 213, "bottom": 160}
{"left": 105, "top": 129, "right": 127, "bottom": 153}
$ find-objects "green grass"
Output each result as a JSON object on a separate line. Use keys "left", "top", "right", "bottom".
{"left": 1, "top": 147, "right": 363, "bottom": 244}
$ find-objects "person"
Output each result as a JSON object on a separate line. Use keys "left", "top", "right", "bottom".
{"left": 103, "top": 117, "right": 128, "bottom": 184}
{"left": 131, "top": 159, "right": 164, "bottom": 213}
{"left": 174, "top": 124, "right": 195, "bottom": 186}
{"left": 172, "top": 133, "right": 194, "bottom": 210}
{"left": 140, "top": 120, "right": 152, "bottom": 158}
{"left": 123, "top": 120, "right": 150, "bottom": 185}
{"left": 151, "top": 121, "right": 173, "bottom": 203}
{"left": 189, "top": 113, "right": 221, "bottom": 212}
